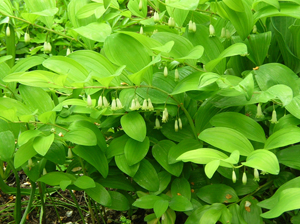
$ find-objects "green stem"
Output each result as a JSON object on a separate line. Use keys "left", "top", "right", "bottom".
{"left": 45, "top": 188, "right": 61, "bottom": 223}
{"left": 0, "top": 12, "right": 87, "bottom": 48}
{"left": 91, "top": 200, "right": 102, "bottom": 224}
{"left": 70, "top": 190, "right": 86, "bottom": 224}
{"left": 20, "top": 181, "right": 36, "bottom": 224}
{"left": 8, "top": 160, "right": 21, "bottom": 223}
{"left": 38, "top": 182, "right": 46, "bottom": 224}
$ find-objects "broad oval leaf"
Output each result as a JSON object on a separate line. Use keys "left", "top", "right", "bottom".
{"left": 133, "top": 159, "right": 159, "bottom": 191}
{"left": 169, "top": 195, "right": 193, "bottom": 212}
{"left": 264, "top": 127, "right": 300, "bottom": 150}
{"left": 73, "top": 175, "right": 95, "bottom": 189}
{"left": 121, "top": 112, "right": 146, "bottom": 142}
{"left": 73, "top": 145, "right": 108, "bottom": 178}
{"left": 132, "top": 195, "right": 161, "bottom": 209}
{"left": 198, "top": 127, "right": 254, "bottom": 156}
{"left": 64, "top": 127, "right": 97, "bottom": 146}
{"left": 154, "top": 199, "right": 169, "bottom": 218}
{"left": 242, "top": 149, "right": 280, "bottom": 175}
{"left": 240, "top": 196, "right": 263, "bottom": 224}
{"left": 115, "top": 154, "right": 139, "bottom": 177}
{"left": 277, "top": 145, "right": 300, "bottom": 170}
{"left": 73, "top": 22, "right": 111, "bottom": 42}
{"left": 124, "top": 137, "right": 149, "bottom": 166}
{"left": 261, "top": 188, "right": 300, "bottom": 219}
{"left": 85, "top": 182, "right": 111, "bottom": 206}
{"left": 197, "top": 184, "right": 239, "bottom": 204}
{"left": 152, "top": 140, "right": 183, "bottom": 177}
{"left": 106, "top": 191, "right": 130, "bottom": 211}
{"left": 210, "top": 112, "right": 266, "bottom": 143}
{"left": 33, "top": 134, "right": 54, "bottom": 156}
{"left": 0, "top": 131, "right": 15, "bottom": 161}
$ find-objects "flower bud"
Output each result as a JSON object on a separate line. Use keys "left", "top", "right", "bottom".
{"left": 140, "top": 26, "right": 143, "bottom": 34}
{"left": 232, "top": 170, "right": 237, "bottom": 183}
{"left": 67, "top": 148, "right": 73, "bottom": 158}
{"left": 253, "top": 25, "right": 257, "bottom": 33}
{"left": 242, "top": 172, "right": 247, "bottom": 185}
{"left": 50, "top": 128, "right": 56, "bottom": 133}
{"left": 164, "top": 66, "right": 168, "bottom": 77}
{"left": 225, "top": 29, "right": 231, "bottom": 39}
{"left": 175, "top": 69, "right": 179, "bottom": 81}
{"left": 97, "top": 96, "right": 103, "bottom": 108}
{"left": 129, "top": 99, "right": 136, "bottom": 110}
{"left": 24, "top": 32, "right": 30, "bottom": 43}
{"left": 111, "top": 99, "right": 117, "bottom": 110}
{"left": 188, "top": 20, "right": 193, "bottom": 32}
{"left": 139, "top": 0, "right": 143, "bottom": 10}
{"left": 103, "top": 96, "right": 109, "bottom": 107}
{"left": 58, "top": 132, "right": 64, "bottom": 137}
{"left": 66, "top": 48, "right": 71, "bottom": 56}
{"left": 192, "top": 22, "right": 196, "bottom": 32}
{"left": 256, "top": 103, "right": 264, "bottom": 118}
{"left": 174, "top": 119, "right": 179, "bottom": 132}
{"left": 142, "top": 99, "right": 148, "bottom": 110}
{"left": 270, "top": 109, "right": 278, "bottom": 124}
{"left": 153, "top": 12, "right": 159, "bottom": 22}
{"left": 178, "top": 117, "right": 182, "bottom": 129}
{"left": 6, "top": 26, "right": 10, "bottom": 37}
{"left": 221, "top": 27, "right": 226, "bottom": 38}
{"left": 87, "top": 95, "right": 92, "bottom": 107}
{"left": 28, "top": 158, "right": 33, "bottom": 168}
{"left": 154, "top": 118, "right": 162, "bottom": 129}
{"left": 116, "top": 98, "right": 123, "bottom": 109}
{"left": 135, "top": 98, "right": 141, "bottom": 109}
{"left": 254, "top": 168, "right": 260, "bottom": 181}
{"left": 168, "top": 17, "right": 175, "bottom": 27}
{"left": 44, "top": 42, "right": 51, "bottom": 53}
{"left": 162, "top": 108, "right": 168, "bottom": 123}
{"left": 147, "top": 98, "right": 154, "bottom": 111}
{"left": 209, "top": 24, "right": 215, "bottom": 37}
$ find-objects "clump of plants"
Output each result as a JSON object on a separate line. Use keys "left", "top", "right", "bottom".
{"left": 1, "top": 0, "right": 300, "bottom": 223}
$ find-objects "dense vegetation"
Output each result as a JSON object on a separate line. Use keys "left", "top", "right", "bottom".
{"left": 1, "top": 0, "right": 300, "bottom": 223}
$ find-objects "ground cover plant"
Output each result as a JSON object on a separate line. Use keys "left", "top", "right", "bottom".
{"left": 1, "top": 0, "right": 300, "bottom": 223}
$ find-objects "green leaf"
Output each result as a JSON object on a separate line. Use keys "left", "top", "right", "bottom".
{"left": 258, "top": 176, "right": 300, "bottom": 209}
{"left": 166, "top": 0, "right": 199, "bottom": 10}
{"left": 223, "top": 0, "right": 245, "bottom": 11}
{"left": 177, "top": 148, "right": 229, "bottom": 165}
{"left": 73, "top": 145, "right": 108, "bottom": 178}
{"left": 178, "top": 45, "right": 204, "bottom": 60}
{"left": 75, "top": 3, "right": 103, "bottom": 19}
{"left": 197, "top": 184, "right": 239, "bottom": 204}
{"left": 42, "top": 56, "right": 89, "bottom": 84}
{"left": 152, "top": 140, "right": 183, "bottom": 177}
{"left": 245, "top": 32, "right": 272, "bottom": 66}
{"left": 242, "top": 149, "right": 280, "bottom": 175}
{"left": 115, "top": 154, "right": 139, "bottom": 177}
{"left": 73, "top": 176, "right": 95, "bottom": 189}
{"left": 44, "top": 142, "right": 66, "bottom": 165}
{"left": 154, "top": 199, "right": 169, "bottom": 218}
{"left": 260, "top": 84, "right": 293, "bottom": 106}
{"left": 11, "top": 56, "right": 45, "bottom": 73}
{"left": 64, "top": 128, "right": 97, "bottom": 146}
{"left": 14, "top": 140, "right": 37, "bottom": 168}
{"left": 264, "top": 127, "right": 300, "bottom": 150}
{"left": 73, "top": 22, "right": 111, "bottom": 42}
{"left": 234, "top": 73, "right": 254, "bottom": 101}
{"left": 151, "top": 41, "right": 174, "bottom": 53}
{"left": 254, "top": 3, "right": 300, "bottom": 21}
{"left": 151, "top": 171, "right": 172, "bottom": 195}
{"left": 286, "top": 96, "right": 300, "bottom": 119}
{"left": 127, "top": 0, "right": 147, "bottom": 18}
{"left": 210, "top": 112, "right": 266, "bottom": 143}
{"left": 253, "top": 63, "right": 299, "bottom": 96}
{"left": 169, "top": 195, "right": 193, "bottom": 211}
{"left": 172, "top": 72, "right": 203, "bottom": 95}
{"left": 38, "top": 172, "right": 76, "bottom": 186}
{"left": 85, "top": 182, "right": 111, "bottom": 206}
{"left": 133, "top": 195, "right": 161, "bottom": 209}
{"left": 205, "top": 160, "right": 220, "bottom": 179}
{"left": 171, "top": 177, "right": 191, "bottom": 200}
{"left": 106, "top": 134, "right": 129, "bottom": 158}
{"left": 121, "top": 112, "right": 146, "bottom": 142}
{"left": 106, "top": 191, "right": 130, "bottom": 211}
{"left": 104, "top": 33, "right": 152, "bottom": 84}
{"left": 199, "top": 127, "right": 254, "bottom": 156}
{"left": 124, "top": 137, "right": 149, "bottom": 166}
{"left": 276, "top": 145, "right": 300, "bottom": 170}
{"left": 205, "top": 43, "right": 248, "bottom": 72}
{"left": 0, "top": 0, "right": 13, "bottom": 15}
{"left": 168, "top": 139, "right": 203, "bottom": 164}
{"left": 240, "top": 196, "right": 263, "bottom": 224}
{"left": 0, "top": 131, "right": 15, "bottom": 161}
{"left": 19, "top": 85, "right": 55, "bottom": 114}
{"left": 33, "top": 134, "right": 54, "bottom": 156}
{"left": 252, "top": 0, "right": 280, "bottom": 10}
{"left": 133, "top": 159, "right": 159, "bottom": 191}
{"left": 18, "top": 130, "right": 41, "bottom": 146}
{"left": 261, "top": 188, "right": 300, "bottom": 219}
